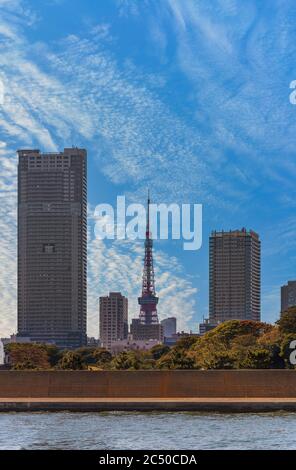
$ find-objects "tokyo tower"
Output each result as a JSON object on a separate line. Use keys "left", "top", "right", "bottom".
{"left": 138, "top": 191, "right": 159, "bottom": 325}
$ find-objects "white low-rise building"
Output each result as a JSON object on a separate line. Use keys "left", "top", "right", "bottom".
{"left": 0, "top": 340, "right": 4, "bottom": 365}
{"left": 110, "top": 336, "right": 160, "bottom": 354}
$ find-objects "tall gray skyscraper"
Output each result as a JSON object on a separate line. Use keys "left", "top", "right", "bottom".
{"left": 17, "top": 148, "right": 87, "bottom": 348}
{"left": 161, "top": 317, "right": 177, "bottom": 338}
{"left": 99, "top": 292, "right": 128, "bottom": 350}
{"left": 209, "top": 228, "right": 261, "bottom": 324}
{"left": 281, "top": 281, "right": 296, "bottom": 313}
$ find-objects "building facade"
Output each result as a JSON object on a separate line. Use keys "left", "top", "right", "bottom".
{"left": 110, "top": 335, "right": 160, "bottom": 354}
{"left": 198, "top": 318, "right": 217, "bottom": 336}
{"left": 99, "top": 292, "right": 128, "bottom": 350}
{"left": 17, "top": 148, "right": 87, "bottom": 348}
{"left": 281, "top": 281, "right": 296, "bottom": 313}
{"left": 164, "top": 331, "right": 199, "bottom": 346}
{"left": 209, "top": 228, "right": 261, "bottom": 323}
{"left": 130, "top": 318, "right": 163, "bottom": 342}
{"left": 161, "top": 317, "right": 177, "bottom": 338}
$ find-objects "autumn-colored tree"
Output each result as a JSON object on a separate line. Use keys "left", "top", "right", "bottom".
{"left": 190, "top": 320, "right": 276, "bottom": 369}
{"left": 258, "top": 326, "right": 281, "bottom": 348}
{"left": 199, "top": 320, "right": 272, "bottom": 348}
{"left": 191, "top": 340, "right": 237, "bottom": 369}
{"left": 6, "top": 343, "right": 51, "bottom": 370}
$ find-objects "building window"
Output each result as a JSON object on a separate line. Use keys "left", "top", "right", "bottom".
{"left": 43, "top": 243, "right": 55, "bottom": 254}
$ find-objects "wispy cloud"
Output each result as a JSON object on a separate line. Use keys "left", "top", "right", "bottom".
{"left": 169, "top": 2, "right": 296, "bottom": 154}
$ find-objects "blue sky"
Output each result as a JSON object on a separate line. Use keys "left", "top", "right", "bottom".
{"left": 0, "top": 0, "right": 295, "bottom": 337}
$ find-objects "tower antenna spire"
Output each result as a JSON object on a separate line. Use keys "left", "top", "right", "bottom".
{"left": 146, "top": 189, "right": 150, "bottom": 238}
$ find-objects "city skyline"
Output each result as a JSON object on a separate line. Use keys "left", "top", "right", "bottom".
{"left": 0, "top": 145, "right": 294, "bottom": 339}
{"left": 13, "top": 147, "right": 295, "bottom": 342}
{"left": 0, "top": 1, "right": 296, "bottom": 338}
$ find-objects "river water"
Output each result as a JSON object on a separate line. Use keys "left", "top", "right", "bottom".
{"left": 0, "top": 411, "right": 295, "bottom": 449}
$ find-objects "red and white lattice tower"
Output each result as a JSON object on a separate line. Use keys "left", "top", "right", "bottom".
{"left": 138, "top": 191, "right": 159, "bottom": 324}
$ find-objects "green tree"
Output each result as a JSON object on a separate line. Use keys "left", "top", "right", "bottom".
{"left": 58, "top": 351, "right": 84, "bottom": 370}
{"left": 257, "top": 327, "right": 285, "bottom": 369}
{"left": 277, "top": 306, "right": 296, "bottom": 335}
{"left": 111, "top": 351, "right": 141, "bottom": 370}
{"left": 157, "top": 349, "right": 195, "bottom": 369}
{"left": 43, "top": 345, "right": 62, "bottom": 367}
{"left": 197, "top": 320, "right": 272, "bottom": 349}
{"left": 150, "top": 344, "right": 170, "bottom": 360}
{"left": 93, "top": 348, "right": 112, "bottom": 368}
{"left": 192, "top": 340, "right": 237, "bottom": 369}
{"left": 156, "top": 335, "right": 199, "bottom": 369}
{"left": 76, "top": 347, "right": 97, "bottom": 366}
{"left": 190, "top": 320, "right": 277, "bottom": 370}
{"left": 136, "top": 350, "right": 156, "bottom": 369}
{"left": 239, "top": 347, "right": 272, "bottom": 369}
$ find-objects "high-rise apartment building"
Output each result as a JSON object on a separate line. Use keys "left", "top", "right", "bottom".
{"left": 281, "top": 281, "right": 296, "bottom": 313}
{"left": 99, "top": 292, "right": 128, "bottom": 350}
{"left": 17, "top": 148, "right": 87, "bottom": 348}
{"left": 209, "top": 228, "right": 261, "bottom": 324}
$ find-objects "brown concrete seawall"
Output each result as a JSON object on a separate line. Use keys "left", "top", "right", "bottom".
{"left": 1, "top": 370, "right": 296, "bottom": 411}
{"left": 1, "top": 370, "right": 296, "bottom": 398}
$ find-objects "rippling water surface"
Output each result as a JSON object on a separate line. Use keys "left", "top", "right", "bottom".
{"left": 0, "top": 411, "right": 295, "bottom": 449}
